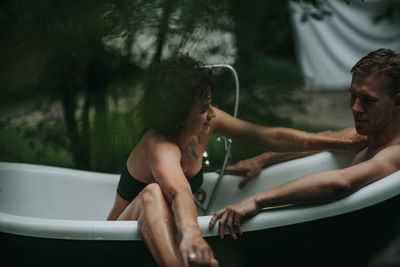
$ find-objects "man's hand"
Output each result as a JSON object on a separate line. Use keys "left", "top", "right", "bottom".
{"left": 209, "top": 196, "right": 260, "bottom": 240}
{"left": 217, "top": 152, "right": 314, "bottom": 189}
{"left": 217, "top": 155, "right": 266, "bottom": 189}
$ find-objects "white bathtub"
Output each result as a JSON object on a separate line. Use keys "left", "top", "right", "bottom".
{"left": 1, "top": 151, "right": 400, "bottom": 266}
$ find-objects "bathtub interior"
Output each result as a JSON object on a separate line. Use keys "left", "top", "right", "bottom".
{"left": 0, "top": 164, "right": 118, "bottom": 220}
{"left": 0, "top": 151, "right": 355, "bottom": 221}
{"left": 198, "top": 151, "right": 355, "bottom": 214}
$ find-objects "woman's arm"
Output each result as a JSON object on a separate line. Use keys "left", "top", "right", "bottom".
{"left": 149, "top": 139, "right": 215, "bottom": 266}
{"left": 315, "top": 127, "right": 359, "bottom": 138}
{"left": 211, "top": 107, "right": 366, "bottom": 152}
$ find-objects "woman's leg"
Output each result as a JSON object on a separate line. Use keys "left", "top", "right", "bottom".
{"left": 118, "top": 183, "right": 184, "bottom": 267}
{"left": 107, "top": 194, "right": 130, "bottom": 221}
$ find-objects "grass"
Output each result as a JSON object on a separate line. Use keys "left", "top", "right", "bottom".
{"left": 0, "top": 131, "right": 70, "bottom": 167}
{"left": 0, "top": 124, "right": 74, "bottom": 168}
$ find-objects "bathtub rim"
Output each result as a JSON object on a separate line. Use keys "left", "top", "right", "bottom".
{"left": 1, "top": 160, "right": 400, "bottom": 241}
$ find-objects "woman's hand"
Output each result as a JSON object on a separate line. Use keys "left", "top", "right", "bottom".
{"left": 179, "top": 233, "right": 218, "bottom": 267}
{"left": 344, "top": 133, "right": 367, "bottom": 151}
{"left": 209, "top": 196, "right": 260, "bottom": 240}
{"left": 316, "top": 128, "right": 367, "bottom": 151}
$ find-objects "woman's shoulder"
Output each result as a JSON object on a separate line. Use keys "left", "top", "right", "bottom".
{"left": 127, "top": 130, "right": 181, "bottom": 174}
{"left": 142, "top": 129, "right": 180, "bottom": 154}
{"left": 143, "top": 129, "right": 173, "bottom": 143}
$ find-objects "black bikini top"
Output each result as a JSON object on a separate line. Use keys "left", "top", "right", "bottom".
{"left": 117, "top": 164, "right": 204, "bottom": 203}
{"left": 188, "top": 168, "right": 204, "bottom": 194}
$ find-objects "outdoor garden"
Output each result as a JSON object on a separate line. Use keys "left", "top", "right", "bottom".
{"left": 0, "top": 0, "right": 398, "bottom": 173}
{"left": 0, "top": 0, "right": 331, "bottom": 174}
{"left": 1, "top": 1, "right": 400, "bottom": 266}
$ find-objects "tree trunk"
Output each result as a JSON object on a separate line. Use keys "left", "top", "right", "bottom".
{"left": 152, "top": 0, "right": 176, "bottom": 63}
{"left": 60, "top": 83, "right": 91, "bottom": 170}
{"left": 92, "top": 92, "right": 112, "bottom": 172}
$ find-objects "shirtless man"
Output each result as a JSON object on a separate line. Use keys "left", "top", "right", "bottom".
{"left": 209, "top": 48, "right": 400, "bottom": 240}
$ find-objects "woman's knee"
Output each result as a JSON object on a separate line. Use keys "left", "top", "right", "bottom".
{"left": 117, "top": 184, "right": 166, "bottom": 221}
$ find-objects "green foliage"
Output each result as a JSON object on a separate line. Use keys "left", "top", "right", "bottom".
{"left": 0, "top": 121, "right": 73, "bottom": 168}
{"left": 0, "top": 110, "right": 143, "bottom": 173}
{"left": 1, "top": 0, "right": 398, "bottom": 172}
{"left": 89, "top": 112, "right": 137, "bottom": 172}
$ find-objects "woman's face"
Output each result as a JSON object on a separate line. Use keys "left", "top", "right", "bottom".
{"left": 185, "top": 96, "right": 216, "bottom": 136}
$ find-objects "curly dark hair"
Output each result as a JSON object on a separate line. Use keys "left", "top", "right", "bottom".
{"left": 136, "top": 53, "right": 215, "bottom": 140}
{"left": 351, "top": 48, "right": 400, "bottom": 96}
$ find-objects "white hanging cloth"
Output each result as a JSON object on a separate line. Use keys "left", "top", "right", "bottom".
{"left": 290, "top": 0, "right": 400, "bottom": 90}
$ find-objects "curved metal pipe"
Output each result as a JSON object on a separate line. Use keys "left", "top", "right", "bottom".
{"left": 195, "top": 64, "right": 240, "bottom": 215}
{"left": 203, "top": 64, "right": 239, "bottom": 118}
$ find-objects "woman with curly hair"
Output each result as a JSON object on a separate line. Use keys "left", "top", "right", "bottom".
{"left": 107, "top": 53, "right": 365, "bottom": 267}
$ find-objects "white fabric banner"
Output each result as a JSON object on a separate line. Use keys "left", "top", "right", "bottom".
{"left": 290, "top": 0, "right": 400, "bottom": 90}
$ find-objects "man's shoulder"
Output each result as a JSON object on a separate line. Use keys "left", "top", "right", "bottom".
{"left": 376, "top": 144, "right": 400, "bottom": 164}
{"left": 369, "top": 144, "right": 400, "bottom": 174}
{"left": 352, "top": 144, "right": 400, "bottom": 167}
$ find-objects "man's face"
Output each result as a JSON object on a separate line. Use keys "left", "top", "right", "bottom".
{"left": 349, "top": 74, "right": 395, "bottom": 136}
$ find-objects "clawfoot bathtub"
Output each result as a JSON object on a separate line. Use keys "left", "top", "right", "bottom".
{"left": 1, "top": 151, "right": 400, "bottom": 266}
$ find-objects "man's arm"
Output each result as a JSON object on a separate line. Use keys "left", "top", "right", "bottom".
{"left": 209, "top": 145, "right": 400, "bottom": 240}
{"left": 221, "top": 151, "right": 316, "bottom": 189}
